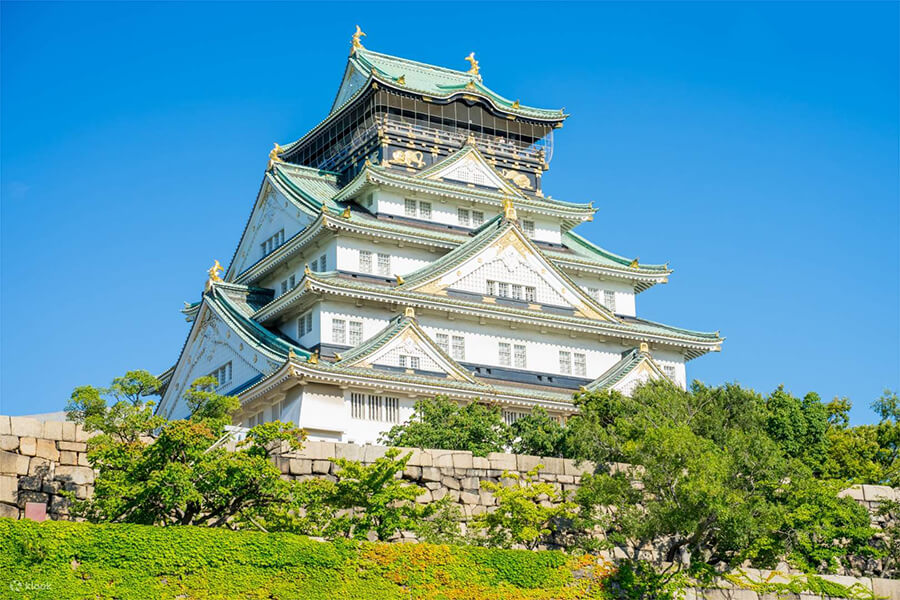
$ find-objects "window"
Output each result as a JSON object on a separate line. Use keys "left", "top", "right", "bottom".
{"left": 319, "top": 254, "right": 327, "bottom": 272}
{"left": 511, "top": 284, "right": 523, "bottom": 301}
{"left": 435, "top": 333, "right": 449, "bottom": 353}
{"left": 451, "top": 336, "right": 465, "bottom": 360}
{"left": 498, "top": 282, "right": 510, "bottom": 298}
{"left": 419, "top": 201, "right": 432, "bottom": 220}
{"left": 359, "top": 250, "right": 373, "bottom": 273}
{"left": 574, "top": 353, "right": 587, "bottom": 377}
{"left": 525, "top": 286, "right": 536, "bottom": 303}
{"left": 368, "top": 395, "right": 383, "bottom": 421}
{"left": 603, "top": 290, "right": 616, "bottom": 313}
{"left": 349, "top": 320, "right": 363, "bottom": 346}
{"left": 261, "top": 229, "right": 285, "bottom": 257}
{"left": 280, "top": 275, "right": 296, "bottom": 296}
{"left": 514, "top": 344, "right": 526, "bottom": 369}
{"left": 503, "top": 410, "right": 526, "bottom": 426}
{"left": 522, "top": 220, "right": 535, "bottom": 237}
{"left": 486, "top": 281, "right": 496, "bottom": 296}
{"left": 405, "top": 198, "right": 417, "bottom": 217}
{"left": 209, "top": 362, "right": 232, "bottom": 388}
{"left": 385, "top": 397, "right": 400, "bottom": 423}
{"left": 332, "top": 319, "right": 347, "bottom": 344}
{"left": 298, "top": 312, "right": 313, "bottom": 338}
{"left": 472, "top": 210, "right": 484, "bottom": 226}
{"left": 281, "top": 280, "right": 288, "bottom": 295}
{"left": 377, "top": 253, "right": 391, "bottom": 276}
{"left": 559, "top": 351, "right": 572, "bottom": 375}
{"left": 458, "top": 208, "right": 470, "bottom": 226}
{"left": 399, "top": 355, "right": 420, "bottom": 370}
{"left": 663, "top": 364, "right": 677, "bottom": 380}
{"left": 587, "top": 287, "right": 600, "bottom": 301}
{"left": 499, "top": 342, "right": 511, "bottom": 366}
{"left": 405, "top": 199, "right": 430, "bottom": 219}
{"left": 351, "top": 392, "right": 366, "bottom": 419}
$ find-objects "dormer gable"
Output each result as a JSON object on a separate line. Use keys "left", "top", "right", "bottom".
{"left": 584, "top": 345, "right": 673, "bottom": 396}
{"left": 400, "top": 217, "right": 618, "bottom": 322}
{"left": 336, "top": 309, "right": 476, "bottom": 383}
{"left": 418, "top": 143, "right": 524, "bottom": 196}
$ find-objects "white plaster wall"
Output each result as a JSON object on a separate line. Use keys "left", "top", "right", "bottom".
{"left": 257, "top": 238, "right": 337, "bottom": 293}
{"left": 276, "top": 301, "right": 321, "bottom": 347}
{"left": 335, "top": 237, "right": 438, "bottom": 276}
{"left": 340, "top": 389, "right": 418, "bottom": 445}
{"left": 516, "top": 210, "right": 561, "bottom": 245}
{"left": 569, "top": 275, "right": 637, "bottom": 317}
{"left": 316, "top": 301, "right": 397, "bottom": 348}
{"left": 232, "top": 188, "right": 313, "bottom": 277}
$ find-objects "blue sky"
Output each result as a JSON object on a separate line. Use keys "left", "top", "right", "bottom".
{"left": 1, "top": 2, "right": 897, "bottom": 423}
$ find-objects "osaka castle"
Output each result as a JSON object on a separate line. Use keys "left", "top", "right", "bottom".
{"left": 156, "top": 29, "right": 723, "bottom": 443}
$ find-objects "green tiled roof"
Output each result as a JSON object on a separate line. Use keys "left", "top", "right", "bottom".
{"left": 563, "top": 231, "right": 668, "bottom": 273}
{"left": 349, "top": 48, "right": 566, "bottom": 121}
{"left": 335, "top": 314, "right": 409, "bottom": 365}
{"left": 269, "top": 162, "right": 343, "bottom": 213}
{"left": 585, "top": 348, "right": 665, "bottom": 391}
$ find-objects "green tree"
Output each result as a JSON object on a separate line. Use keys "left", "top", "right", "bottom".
{"left": 510, "top": 407, "right": 570, "bottom": 458}
{"left": 472, "top": 466, "right": 576, "bottom": 550}
{"left": 763, "top": 386, "right": 829, "bottom": 472}
{"left": 67, "top": 371, "right": 305, "bottom": 528}
{"left": 379, "top": 396, "right": 511, "bottom": 456}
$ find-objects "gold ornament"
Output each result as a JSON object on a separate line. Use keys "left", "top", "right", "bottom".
{"left": 351, "top": 25, "right": 365, "bottom": 54}
{"left": 205, "top": 260, "right": 224, "bottom": 291}
{"left": 268, "top": 143, "right": 284, "bottom": 169}
{"left": 465, "top": 52, "right": 480, "bottom": 77}
{"left": 502, "top": 197, "right": 517, "bottom": 222}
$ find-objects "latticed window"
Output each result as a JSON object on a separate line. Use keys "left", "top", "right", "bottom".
{"left": 385, "top": 397, "right": 400, "bottom": 423}
{"left": 419, "top": 201, "right": 432, "bottom": 220}
{"left": 472, "top": 210, "right": 484, "bottom": 226}
{"left": 261, "top": 229, "right": 285, "bottom": 257}
{"left": 399, "top": 355, "right": 420, "bottom": 369}
{"left": 498, "top": 342, "right": 511, "bottom": 366}
{"left": 359, "top": 250, "right": 373, "bottom": 273}
{"left": 298, "top": 312, "right": 312, "bottom": 337}
{"left": 368, "top": 395, "right": 383, "bottom": 421}
{"left": 351, "top": 393, "right": 366, "bottom": 419}
{"left": 498, "top": 282, "right": 510, "bottom": 298}
{"left": 319, "top": 254, "right": 327, "bottom": 272}
{"left": 514, "top": 344, "right": 526, "bottom": 369}
{"left": 451, "top": 336, "right": 465, "bottom": 360}
{"left": 405, "top": 199, "right": 417, "bottom": 217}
{"left": 458, "top": 208, "right": 470, "bottom": 227}
{"left": 574, "top": 353, "right": 587, "bottom": 377}
{"left": 559, "top": 351, "right": 572, "bottom": 375}
{"left": 377, "top": 253, "right": 391, "bottom": 276}
{"left": 525, "top": 286, "right": 536, "bottom": 303}
{"left": 663, "top": 364, "right": 677, "bottom": 380}
{"left": 209, "top": 362, "right": 232, "bottom": 388}
{"left": 587, "top": 287, "right": 600, "bottom": 301}
{"left": 435, "top": 333, "right": 449, "bottom": 353}
{"left": 332, "top": 319, "right": 346, "bottom": 344}
{"left": 503, "top": 410, "right": 526, "bottom": 426}
{"left": 522, "top": 220, "right": 535, "bottom": 237}
{"left": 486, "top": 281, "right": 496, "bottom": 296}
{"left": 604, "top": 290, "right": 616, "bottom": 312}
{"left": 349, "top": 320, "right": 363, "bottom": 346}
{"left": 511, "top": 284, "right": 523, "bottom": 301}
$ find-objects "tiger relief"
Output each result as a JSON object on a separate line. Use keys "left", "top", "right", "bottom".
{"left": 389, "top": 150, "right": 425, "bottom": 168}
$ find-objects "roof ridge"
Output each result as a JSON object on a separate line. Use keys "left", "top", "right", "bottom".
{"left": 357, "top": 47, "right": 473, "bottom": 80}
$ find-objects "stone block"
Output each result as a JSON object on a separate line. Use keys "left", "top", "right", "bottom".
{"left": 289, "top": 459, "right": 312, "bottom": 475}
{"left": 441, "top": 476, "right": 460, "bottom": 490}
{"left": 312, "top": 460, "right": 332, "bottom": 475}
{"left": 0, "top": 475, "right": 17, "bottom": 504}
{"left": 0, "top": 450, "right": 29, "bottom": 475}
{"left": 55, "top": 466, "right": 94, "bottom": 485}
{"left": 19, "top": 437, "right": 37, "bottom": 456}
{"left": 41, "top": 480, "right": 62, "bottom": 494}
{"left": 516, "top": 454, "right": 542, "bottom": 473}
{"left": 333, "top": 443, "right": 365, "bottom": 462}
{"left": 459, "top": 491, "right": 479, "bottom": 505}
{"left": 78, "top": 453, "right": 91, "bottom": 467}
{"left": 538, "top": 457, "right": 563, "bottom": 474}
{"left": 473, "top": 457, "right": 490, "bottom": 469}
{"left": 487, "top": 452, "right": 516, "bottom": 471}
{"left": 300, "top": 441, "right": 337, "bottom": 461}
{"left": 9, "top": 417, "right": 41, "bottom": 438}
{"left": 42, "top": 420, "right": 64, "bottom": 441}
{"left": 432, "top": 487, "right": 448, "bottom": 502}
{"left": 563, "top": 458, "right": 595, "bottom": 476}
{"left": 451, "top": 453, "right": 473, "bottom": 470}
{"left": 448, "top": 489, "right": 460, "bottom": 502}
{"left": 415, "top": 490, "right": 433, "bottom": 504}
{"left": 62, "top": 421, "right": 77, "bottom": 442}
{"left": 0, "top": 436, "right": 18, "bottom": 451}
{"left": 421, "top": 467, "right": 442, "bottom": 482}
{"left": 58, "top": 441, "right": 87, "bottom": 452}
{"left": 873, "top": 578, "right": 900, "bottom": 600}
{"left": 0, "top": 503, "right": 18, "bottom": 519}
{"left": 425, "top": 482, "right": 441, "bottom": 490}
{"left": 432, "top": 451, "right": 455, "bottom": 469}
{"left": 402, "top": 466, "right": 421, "bottom": 480}
{"left": 50, "top": 495, "right": 69, "bottom": 514}
{"left": 28, "top": 457, "right": 53, "bottom": 476}
{"left": 362, "top": 445, "right": 388, "bottom": 463}
{"left": 460, "top": 476, "right": 480, "bottom": 490}
{"left": 862, "top": 484, "right": 896, "bottom": 502}
{"left": 479, "top": 490, "right": 495, "bottom": 506}
{"left": 0, "top": 416, "right": 10, "bottom": 436}
{"left": 17, "top": 490, "right": 48, "bottom": 508}
{"left": 557, "top": 474, "right": 574, "bottom": 484}
{"left": 75, "top": 425, "right": 95, "bottom": 443}
{"left": 58, "top": 452, "right": 77, "bottom": 466}
{"left": 35, "top": 439, "right": 59, "bottom": 461}
{"left": 18, "top": 475, "right": 43, "bottom": 491}
{"left": 819, "top": 575, "right": 870, "bottom": 590}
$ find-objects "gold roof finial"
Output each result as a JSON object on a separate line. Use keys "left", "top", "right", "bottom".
{"left": 304, "top": 264, "right": 311, "bottom": 276}
{"left": 308, "top": 351, "right": 319, "bottom": 365}
{"left": 396, "top": 75, "right": 406, "bottom": 85}
{"left": 639, "top": 342, "right": 650, "bottom": 354}
{"left": 268, "top": 143, "right": 284, "bottom": 169}
{"left": 502, "top": 196, "right": 518, "bottom": 222}
{"left": 629, "top": 257, "right": 639, "bottom": 269}
{"left": 205, "top": 260, "right": 224, "bottom": 292}
{"left": 351, "top": 25, "right": 366, "bottom": 54}
{"left": 404, "top": 306, "right": 415, "bottom": 318}
{"left": 341, "top": 206, "right": 351, "bottom": 219}
{"left": 396, "top": 274, "right": 405, "bottom": 285}
{"left": 465, "top": 52, "right": 480, "bottom": 78}
{"left": 512, "top": 99, "right": 520, "bottom": 109}
{"left": 334, "top": 352, "right": 342, "bottom": 361}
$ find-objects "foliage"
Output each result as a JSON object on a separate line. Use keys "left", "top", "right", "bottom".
{"left": 510, "top": 407, "right": 570, "bottom": 458}
{"left": 567, "top": 380, "right": 876, "bottom": 571}
{"left": 601, "top": 560, "right": 687, "bottom": 600}
{"left": 472, "top": 466, "right": 577, "bottom": 550}
{"left": 66, "top": 370, "right": 305, "bottom": 528}
{"left": 763, "top": 385, "right": 829, "bottom": 472}
{"left": 725, "top": 569, "right": 878, "bottom": 599}
{"left": 0, "top": 520, "right": 612, "bottom": 600}
{"left": 380, "top": 396, "right": 512, "bottom": 457}
{"left": 876, "top": 499, "right": 900, "bottom": 579}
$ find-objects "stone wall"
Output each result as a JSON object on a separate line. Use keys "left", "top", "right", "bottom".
{"left": 1, "top": 416, "right": 898, "bottom": 596}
